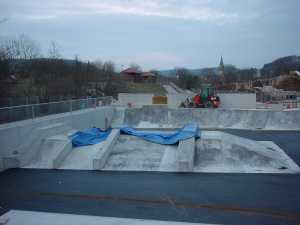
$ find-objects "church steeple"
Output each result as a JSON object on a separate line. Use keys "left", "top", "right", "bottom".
{"left": 219, "top": 56, "right": 225, "bottom": 81}
{"left": 220, "top": 56, "right": 224, "bottom": 69}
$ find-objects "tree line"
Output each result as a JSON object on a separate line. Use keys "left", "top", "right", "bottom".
{"left": 0, "top": 35, "right": 119, "bottom": 101}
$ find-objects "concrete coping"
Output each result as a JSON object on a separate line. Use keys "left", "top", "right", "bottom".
{"left": 177, "top": 138, "right": 196, "bottom": 172}
{"left": 93, "top": 129, "right": 120, "bottom": 170}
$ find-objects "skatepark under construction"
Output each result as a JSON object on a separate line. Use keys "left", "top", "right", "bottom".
{"left": 1, "top": 105, "right": 300, "bottom": 225}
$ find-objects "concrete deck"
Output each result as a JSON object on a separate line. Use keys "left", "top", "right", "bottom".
{"left": 0, "top": 210, "right": 218, "bottom": 225}
{"left": 0, "top": 130, "right": 300, "bottom": 225}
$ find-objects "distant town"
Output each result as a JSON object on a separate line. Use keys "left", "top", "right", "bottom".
{"left": 0, "top": 35, "right": 300, "bottom": 109}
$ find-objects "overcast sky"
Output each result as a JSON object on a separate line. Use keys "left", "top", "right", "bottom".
{"left": 0, "top": 0, "right": 300, "bottom": 70}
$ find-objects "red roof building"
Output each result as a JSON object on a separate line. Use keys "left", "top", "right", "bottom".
{"left": 121, "top": 68, "right": 156, "bottom": 83}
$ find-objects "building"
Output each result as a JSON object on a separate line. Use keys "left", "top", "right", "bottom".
{"left": 121, "top": 68, "right": 143, "bottom": 82}
{"left": 141, "top": 72, "right": 157, "bottom": 83}
{"left": 121, "top": 68, "right": 156, "bottom": 83}
{"left": 219, "top": 56, "right": 225, "bottom": 82}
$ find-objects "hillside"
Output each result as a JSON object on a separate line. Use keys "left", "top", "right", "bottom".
{"left": 261, "top": 56, "right": 300, "bottom": 77}
{"left": 158, "top": 55, "right": 300, "bottom": 79}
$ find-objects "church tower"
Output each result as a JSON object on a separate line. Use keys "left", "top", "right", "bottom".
{"left": 219, "top": 56, "right": 225, "bottom": 82}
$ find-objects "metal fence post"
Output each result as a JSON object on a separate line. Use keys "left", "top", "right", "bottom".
{"left": 31, "top": 105, "right": 35, "bottom": 120}
{"left": 70, "top": 100, "right": 72, "bottom": 113}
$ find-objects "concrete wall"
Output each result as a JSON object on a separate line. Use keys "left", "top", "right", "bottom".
{"left": 120, "top": 106, "right": 300, "bottom": 130}
{"left": 218, "top": 93, "right": 256, "bottom": 109}
{"left": 118, "top": 93, "right": 257, "bottom": 109}
{"left": 118, "top": 93, "right": 195, "bottom": 108}
{"left": 0, "top": 107, "right": 115, "bottom": 171}
{"left": 167, "top": 93, "right": 194, "bottom": 108}
{"left": 117, "top": 93, "right": 153, "bottom": 107}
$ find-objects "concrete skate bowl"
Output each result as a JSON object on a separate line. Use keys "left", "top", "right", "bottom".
{"left": 117, "top": 106, "right": 300, "bottom": 130}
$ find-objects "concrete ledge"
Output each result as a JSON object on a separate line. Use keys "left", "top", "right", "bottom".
{"left": 53, "top": 141, "right": 72, "bottom": 169}
{"left": 93, "top": 129, "right": 120, "bottom": 170}
{"left": 0, "top": 158, "right": 3, "bottom": 172}
{"left": 2, "top": 155, "right": 20, "bottom": 169}
{"left": 177, "top": 138, "right": 195, "bottom": 172}
{"left": 19, "top": 123, "right": 70, "bottom": 167}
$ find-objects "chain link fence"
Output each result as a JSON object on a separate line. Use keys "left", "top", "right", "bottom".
{"left": 0, "top": 97, "right": 113, "bottom": 124}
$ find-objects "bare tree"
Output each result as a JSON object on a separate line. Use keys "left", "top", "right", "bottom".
{"left": 103, "top": 61, "right": 115, "bottom": 76}
{"left": 0, "top": 35, "right": 41, "bottom": 60}
{"left": 92, "top": 59, "right": 103, "bottom": 70}
{"left": 48, "top": 41, "right": 61, "bottom": 59}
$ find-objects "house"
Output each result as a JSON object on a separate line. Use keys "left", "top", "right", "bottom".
{"left": 121, "top": 68, "right": 156, "bottom": 83}
{"left": 142, "top": 72, "right": 157, "bottom": 83}
{"left": 121, "top": 68, "right": 143, "bottom": 82}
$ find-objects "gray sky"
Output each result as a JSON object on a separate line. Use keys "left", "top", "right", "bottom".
{"left": 0, "top": 0, "right": 300, "bottom": 70}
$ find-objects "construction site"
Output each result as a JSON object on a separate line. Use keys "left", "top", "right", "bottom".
{"left": 0, "top": 85, "right": 300, "bottom": 225}
{"left": 1, "top": 1, "right": 300, "bottom": 223}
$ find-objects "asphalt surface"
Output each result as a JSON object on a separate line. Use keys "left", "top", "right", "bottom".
{"left": 0, "top": 130, "right": 300, "bottom": 225}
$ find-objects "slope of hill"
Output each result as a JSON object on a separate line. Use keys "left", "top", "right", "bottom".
{"left": 261, "top": 56, "right": 300, "bottom": 77}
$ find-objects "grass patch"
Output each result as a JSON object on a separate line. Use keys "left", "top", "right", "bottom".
{"left": 126, "top": 82, "right": 167, "bottom": 95}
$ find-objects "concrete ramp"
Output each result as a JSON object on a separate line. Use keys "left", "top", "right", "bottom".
{"left": 111, "top": 107, "right": 125, "bottom": 127}
{"left": 24, "top": 135, "right": 72, "bottom": 169}
{"left": 195, "top": 131, "right": 300, "bottom": 173}
{"left": 2, "top": 123, "right": 72, "bottom": 169}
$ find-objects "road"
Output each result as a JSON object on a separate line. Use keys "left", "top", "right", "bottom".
{"left": 163, "top": 84, "right": 179, "bottom": 94}
{"left": 0, "top": 130, "right": 300, "bottom": 225}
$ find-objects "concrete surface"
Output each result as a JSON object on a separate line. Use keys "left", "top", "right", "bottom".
{"left": 0, "top": 210, "right": 218, "bottom": 225}
{"left": 167, "top": 93, "right": 194, "bottom": 108}
{"left": 103, "top": 135, "right": 176, "bottom": 171}
{"left": 1, "top": 167, "right": 300, "bottom": 225}
{"left": 100, "top": 131, "right": 299, "bottom": 173}
{"left": 117, "top": 93, "right": 154, "bottom": 107}
{"left": 221, "top": 129, "right": 300, "bottom": 165}
{"left": 120, "top": 106, "right": 300, "bottom": 130}
{"left": 1, "top": 130, "right": 299, "bottom": 225}
{"left": 59, "top": 142, "right": 106, "bottom": 170}
{"left": 23, "top": 134, "right": 72, "bottom": 169}
{"left": 93, "top": 129, "right": 120, "bottom": 170}
{"left": 0, "top": 107, "right": 114, "bottom": 171}
{"left": 117, "top": 92, "right": 256, "bottom": 109}
{"left": 195, "top": 131, "right": 299, "bottom": 173}
{"left": 218, "top": 93, "right": 256, "bottom": 109}
{"left": 117, "top": 92, "right": 195, "bottom": 108}
{"left": 1, "top": 105, "right": 300, "bottom": 173}
{"left": 177, "top": 138, "right": 195, "bottom": 172}
{"left": 163, "top": 84, "right": 179, "bottom": 94}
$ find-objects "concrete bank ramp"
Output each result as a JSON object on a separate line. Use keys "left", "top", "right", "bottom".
{"left": 24, "top": 134, "right": 72, "bottom": 169}
{"left": 102, "top": 131, "right": 299, "bottom": 173}
{"left": 117, "top": 106, "right": 300, "bottom": 130}
{"left": 195, "top": 131, "right": 300, "bottom": 173}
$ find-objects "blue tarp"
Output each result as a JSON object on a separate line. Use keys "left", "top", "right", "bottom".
{"left": 70, "top": 127, "right": 112, "bottom": 147}
{"left": 120, "top": 123, "right": 200, "bottom": 145}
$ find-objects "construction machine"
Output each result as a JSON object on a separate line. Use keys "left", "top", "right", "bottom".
{"left": 180, "top": 84, "right": 220, "bottom": 108}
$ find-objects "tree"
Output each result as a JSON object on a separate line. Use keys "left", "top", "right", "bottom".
{"left": 0, "top": 35, "right": 41, "bottom": 60}
{"left": 175, "top": 68, "right": 201, "bottom": 90}
{"left": 276, "top": 76, "right": 300, "bottom": 91}
{"left": 103, "top": 61, "right": 116, "bottom": 77}
{"left": 92, "top": 60, "right": 103, "bottom": 70}
{"left": 149, "top": 69, "right": 159, "bottom": 76}
{"left": 48, "top": 41, "right": 61, "bottom": 59}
